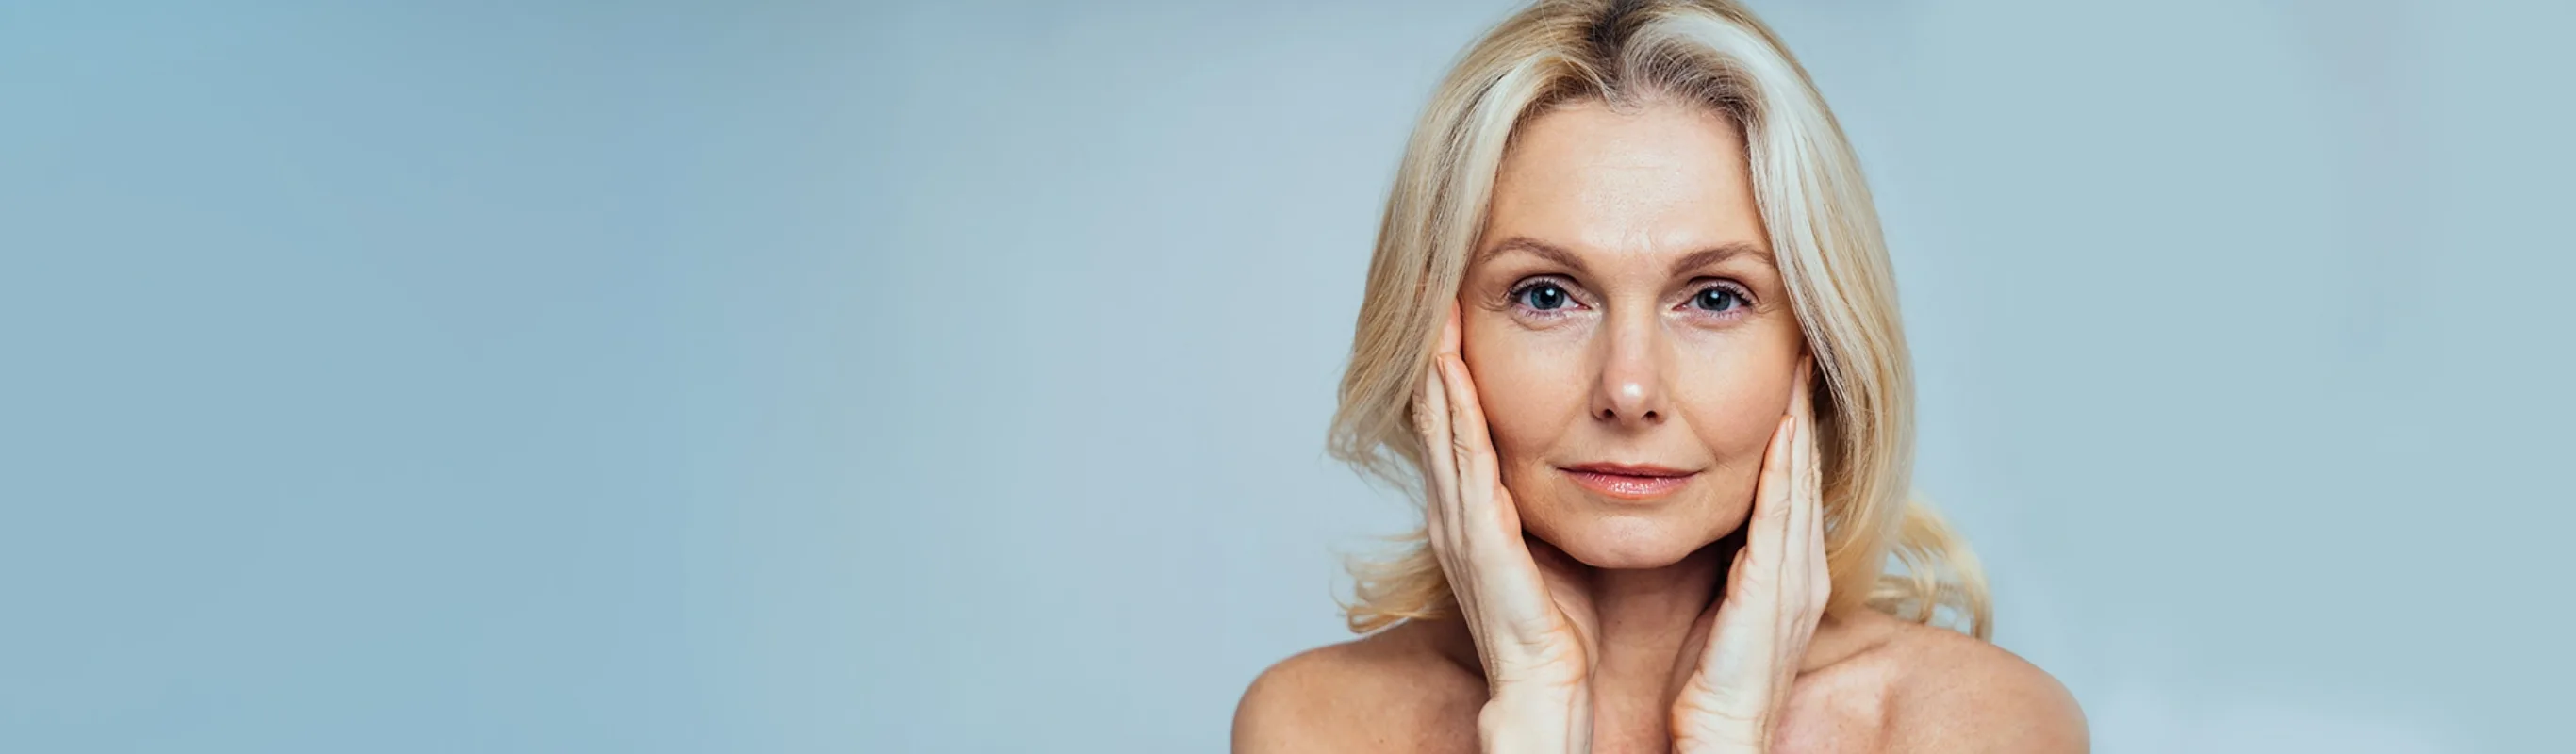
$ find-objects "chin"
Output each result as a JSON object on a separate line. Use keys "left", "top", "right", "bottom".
{"left": 1536, "top": 512, "right": 1720, "bottom": 570}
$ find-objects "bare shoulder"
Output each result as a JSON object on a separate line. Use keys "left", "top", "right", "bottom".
{"left": 1855, "top": 613, "right": 2089, "bottom": 753}
{"left": 1231, "top": 619, "right": 1484, "bottom": 753}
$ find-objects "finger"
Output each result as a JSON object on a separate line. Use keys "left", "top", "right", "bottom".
{"left": 1438, "top": 352, "right": 1550, "bottom": 613}
{"left": 1688, "top": 395, "right": 1812, "bottom": 727}
{"left": 1439, "top": 299, "right": 1511, "bottom": 535}
{"left": 1438, "top": 354, "right": 1489, "bottom": 533}
{"left": 1779, "top": 389, "right": 1821, "bottom": 643}
{"left": 1745, "top": 413, "right": 1797, "bottom": 575}
{"left": 1802, "top": 369, "right": 1824, "bottom": 534}
{"left": 1425, "top": 302, "right": 1546, "bottom": 635}
{"left": 1789, "top": 363, "right": 1814, "bottom": 554}
{"left": 1440, "top": 354, "right": 1500, "bottom": 533}
{"left": 1692, "top": 542, "right": 1775, "bottom": 699}
{"left": 1416, "top": 340, "right": 1458, "bottom": 554}
{"left": 1708, "top": 413, "right": 1795, "bottom": 684}
{"left": 1791, "top": 360, "right": 1827, "bottom": 607}
{"left": 1440, "top": 299, "right": 1462, "bottom": 357}
{"left": 1808, "top": 498, "right": 1832, "bottom": 616}
{"left": 1785, "top": 397, "right": 1811, "bottom": 570}
{"left": 1683, "top": 544, "right": 1754, "bottom": 666}
{"left": 1793, "top": 357, "right": 1813, "bottom": 423}
{"left": 1431, "top": 302, "right": 1474, "bottom": 516}
{"left": 1802, "top": 382, "right": 1832, "bottom": 614}
{"left": 1433, "top": 302, "right": 1477, "bottom": 593}
{"left": 1420, "top": 352, "right": 1499, "bottom": 638}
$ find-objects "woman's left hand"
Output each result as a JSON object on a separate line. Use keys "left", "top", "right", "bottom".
{"left": 1669, "top": 359, "right": 1830, "bottom": 753}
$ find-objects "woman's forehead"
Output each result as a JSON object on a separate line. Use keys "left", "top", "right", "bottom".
{"left": 1485, "top": 101, "right": 1767, "bottom": 270}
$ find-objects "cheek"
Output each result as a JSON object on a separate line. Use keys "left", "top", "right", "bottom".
{"left": 1686, "top": 381, "right": 1786, "bottom": 459}
{"left": 1457, "top": 325, "right": 1589, "bottom": 467}
{"left": 1673, "top": 339, "right": 1800, "bottom": 462}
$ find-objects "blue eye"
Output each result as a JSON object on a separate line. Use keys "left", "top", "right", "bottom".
{"left": 1515, "top": 281, "right": 1574, "bottom": 311}
{"left": 1692, "top": 285, "right": 1748, "bottom": 312}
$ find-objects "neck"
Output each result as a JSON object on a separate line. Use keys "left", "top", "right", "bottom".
{"left": 1579, "top": 537, "right": 1733, "bottom": 748}
{"left": 1420, "top": 536, "right": 1754, "bottom": 748}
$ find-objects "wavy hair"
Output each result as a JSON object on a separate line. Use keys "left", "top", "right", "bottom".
{"left": 1327, "top": 0, "right": 1992, "bottom": 640}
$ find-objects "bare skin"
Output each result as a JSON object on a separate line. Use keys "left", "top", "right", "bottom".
{"left": 1233, "top": 604, "right": 2083, "bottom": 752}
{"left": 1235, "top": 99, "right": 2085, "bottom": 752}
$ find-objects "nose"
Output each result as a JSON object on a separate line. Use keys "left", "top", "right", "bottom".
{"left": 1589, "top": 306, "right": 1670, "bottom": 428}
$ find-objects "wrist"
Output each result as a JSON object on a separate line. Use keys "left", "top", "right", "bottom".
{"left": 1478, "top": 687, "right": 1593, "bottom": 754}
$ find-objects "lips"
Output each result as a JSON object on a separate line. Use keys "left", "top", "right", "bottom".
{"left": 1559, "top": 463, "right": 1697, "bottom": 500}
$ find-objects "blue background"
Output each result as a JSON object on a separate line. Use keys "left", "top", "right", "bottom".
{"left": 4, "top": 0, "right": 2569, "bottom": 751}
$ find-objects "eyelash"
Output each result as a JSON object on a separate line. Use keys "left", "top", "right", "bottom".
{"left": 1503, "top": 276, "right": 1756, "bottom": 320}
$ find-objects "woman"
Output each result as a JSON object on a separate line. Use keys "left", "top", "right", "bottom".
{"left": 1233, "top": 1, "right": 2087, "bottom": 751}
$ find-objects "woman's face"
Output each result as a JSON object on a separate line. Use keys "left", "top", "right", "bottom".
{"left": 1460, "top": 98, "right": 1807, "bottom": 570}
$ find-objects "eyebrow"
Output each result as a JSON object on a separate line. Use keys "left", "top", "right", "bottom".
{"left": 1476, "top": 236, "right": 1775, "bottom": 278}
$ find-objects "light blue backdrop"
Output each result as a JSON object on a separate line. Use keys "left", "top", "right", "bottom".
{"left": 4, "top": 0, "right": 2568, "bottom": 751}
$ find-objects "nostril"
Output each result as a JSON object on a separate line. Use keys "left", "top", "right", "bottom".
{"left": 1598, "top": 408, "right": 1662, "bottom": 422}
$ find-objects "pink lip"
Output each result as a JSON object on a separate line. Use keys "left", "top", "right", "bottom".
{"left": 1559, "top": 463, "right": 1697, "bottom": 500}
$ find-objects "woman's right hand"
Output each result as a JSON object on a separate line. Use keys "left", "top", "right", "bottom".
{"left": 1414, "top": 301, "right": 1601, "bottom": 754}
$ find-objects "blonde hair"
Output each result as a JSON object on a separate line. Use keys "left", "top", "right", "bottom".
{"left": 1326, "top": 0, "right": 1992, "bottom": 640}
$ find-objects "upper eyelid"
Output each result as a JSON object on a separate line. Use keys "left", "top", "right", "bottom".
{"left": 1685, "top": 278, "right": 1754, "bottom": 300}
{"left": 1506, "top": 275, "right": 1593, "bottom": 308}
{"left": 1685, "top": 281, "right": 1755, "bottom": 312}
{"left": 1504, "top": 276, "right": 1752, "bottom": 309}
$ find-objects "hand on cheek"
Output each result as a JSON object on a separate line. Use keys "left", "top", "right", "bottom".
{"left": 1417, "top": 300, "right": 1608, "bottom": 751}
{"left": 1667, "top": 356, "right": 1827, "bottom": 753}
